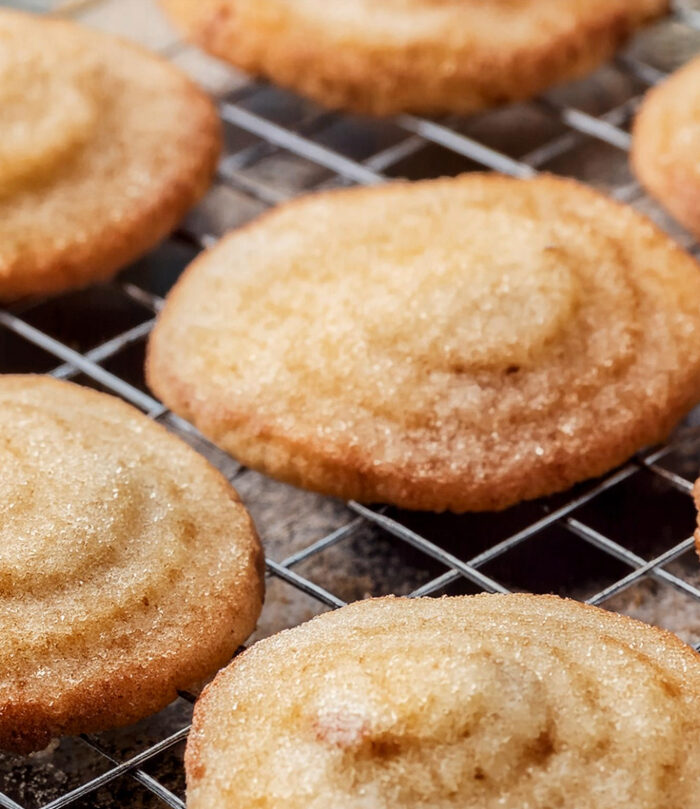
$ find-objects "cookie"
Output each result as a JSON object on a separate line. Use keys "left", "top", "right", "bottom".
{"left": 186, "top": 594, "right": 700, "bottom": 808}
{"left": 0, "top": 376, "right": 264, "bottom": 754}
{"left": 632, "top": 55, "right": 700, "bottom": 240}
{"left": 146, "top": 174, "right": 700, "bottom": 513}
{"left": 159, "top": 0, "right": 669, "bottom": 115}
{"left": 0, "top": 9, "right": 221, "bottom": 301}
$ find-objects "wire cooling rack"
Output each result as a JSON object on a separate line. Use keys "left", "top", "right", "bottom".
{"left": 3, "top": 1, "right": 700, "bottom": 806}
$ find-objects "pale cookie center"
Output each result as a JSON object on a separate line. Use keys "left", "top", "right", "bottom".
{"left": 363, "top": 217, "right": 580, "bottom": 372}
{"left": 0, "top": 45, "right": 97, "bottom": 195}
{"left": 0, "top": 460, "right": 146, "bottom": 597}
{"left": 311, "top": 652, "right": 551, "bottom": 792}
{"left": 0, "top": 405, "right": 182, "bottom": 599}
{"left": 304, "top": 636, "right": 684, "bottom": 805}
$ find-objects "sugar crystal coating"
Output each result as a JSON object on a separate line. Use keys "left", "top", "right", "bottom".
{"left": 0, "top": 40, "right": 96, "bottom": 196}
{"left": 186, "top": 595, "right": 700, "bottom": 809}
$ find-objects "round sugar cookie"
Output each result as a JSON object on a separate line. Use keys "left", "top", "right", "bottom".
{"left": 632, "top": 55, "right": 700, "bottom": 241}
{"left": 159, "top": 0, "right": 669, "bottom": 115}
{"left": 146, "top": 174, "right": 700, "bottom": 513}
{"left": 0, "top": 376, "right": 264, "bottom": 754}
{"left": 186, "top": 594, "right": 700, "bottom": 809}
{"left": 0, "top": 9, "right": 221, "bottom": 301}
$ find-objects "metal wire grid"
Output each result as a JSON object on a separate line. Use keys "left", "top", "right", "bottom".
{"left": 2, "top": 3, "right": 700, "bottom": 807}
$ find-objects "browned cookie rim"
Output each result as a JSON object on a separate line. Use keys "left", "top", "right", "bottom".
{"left": 159, "top": 0, "right": 669, "bottom": 115}
{"left": 631, "top": 54, "right": 700, "bottom": 241}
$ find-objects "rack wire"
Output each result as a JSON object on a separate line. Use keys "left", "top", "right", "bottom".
{"left": 2, "top": 1, "right": 700, "bottom": 806}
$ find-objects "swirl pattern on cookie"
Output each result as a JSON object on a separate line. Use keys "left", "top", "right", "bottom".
{"left": 0, "top": 45, "right": 96, "bottom": 196}
{"left": 632, "top": 55, "right": 700, "bottom": 240}
{"left": 159, "top": 0, "right": 669, "bottom": 115}
{"left": 186, "top": 595, "right": 700, "bottom": 809}
{"left": 0, "top": 376, "right": 264, "bottom": 753}
{"left": 147, "top": 174, "right": 700, "bottom": 512}
{"left": 0, "top": 10, "right": 220, "bottom": 300}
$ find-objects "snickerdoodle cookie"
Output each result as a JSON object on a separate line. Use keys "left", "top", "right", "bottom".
{"left": 632, "top": 55, "right": 700, "bottom": 240}
{"left": 186, "top": 594, "right": 700, "bottom": 809}
{"left": 0, "top": 376, "right": 264, "bottom": 753}
{"left": 147, "top": 174, "right": 700, "bottom": 513}
{"left": 159, "top": 0, "right": 669, "bottom": 115}
{"left": 0, "top": 9, "right": 221, "bottom": 301}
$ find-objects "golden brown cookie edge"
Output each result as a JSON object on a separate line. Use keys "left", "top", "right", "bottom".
{"left": 159, "top": 0, "right": 669, "bottom": 115}
{"left": 631, "top": 56, "right": 700, "bottom": 241}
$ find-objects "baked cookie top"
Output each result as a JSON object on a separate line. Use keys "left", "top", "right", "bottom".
{"left": 147, "top": 174, "right": 700, "bottom": 512}
{"left": 160, "top": 0, "right": 669, "bottom": 115}
{"left": 0, "top": 9, "right": 221, "bottom": 301}
{"left": 0, "top": 376, "right": 264, "bottom": 753}
{"left": 186, "top": 594, "right": 700, "bottom": 809}
{"left": 632, "top": 54, "right": 700, "bottom": 240}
